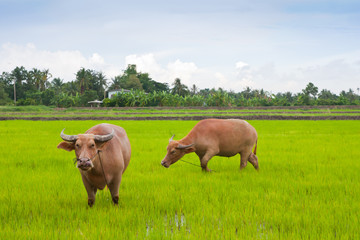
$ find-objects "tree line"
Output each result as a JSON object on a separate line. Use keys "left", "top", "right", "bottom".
{"left": 0, "top": 64, "right": 359, "bottom": 107}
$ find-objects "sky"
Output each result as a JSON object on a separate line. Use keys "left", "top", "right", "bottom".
{"left": 0, "top": 0, "right": 359, "bottom": 94}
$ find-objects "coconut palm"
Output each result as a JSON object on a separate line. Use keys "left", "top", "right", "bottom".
{"left": 171, "top": 78, "right": 189, "bottom": 97}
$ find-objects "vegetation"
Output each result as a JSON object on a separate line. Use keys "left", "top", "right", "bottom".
{"left": 0, "top": 120, "right": 359, "bottom": 239}
{"left": 1, "top": 65, "right": 359, "bottom": 107}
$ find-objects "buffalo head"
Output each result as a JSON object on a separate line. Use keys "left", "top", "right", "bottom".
{"left": 161, "top": 135, "right": 194, "bottom": 168}
{"left": 57, "top": 128, "right": 114, "bottom": 171}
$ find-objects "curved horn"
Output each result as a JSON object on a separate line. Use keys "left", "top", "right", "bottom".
{"left": 176, "top": 143, "right": 194, "bottom": 149}
{"left": 60, "top": 128, "right": 78, "bottom": 142}
{"left": 169, "top": 134, "right": 175, "bottom": 143}
{"left": 93, "top": 129, "right": 115, "bottom": 142}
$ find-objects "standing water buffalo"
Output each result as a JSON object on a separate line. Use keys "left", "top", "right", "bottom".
{"left": 57, "top": 123, "right": 131, "bottom": 206}
{"left": 161, "top": 119, "right": 258, "bottom": 171}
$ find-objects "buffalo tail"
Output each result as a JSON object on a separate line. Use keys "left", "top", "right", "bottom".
{"left": 253, "top": 140, "right": 257, "bottom": 155}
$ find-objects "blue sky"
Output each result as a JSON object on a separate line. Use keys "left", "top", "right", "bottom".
{"left": 1, "top": 0, "right": 359, "bottom": 93}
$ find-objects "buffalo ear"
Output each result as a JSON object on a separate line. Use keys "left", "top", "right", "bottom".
{"left": 176, "top": 143, "right": 194, "bottom": 153}
{"left": 57, "top": 141, "right": 75, "bottom": 152}
{"left": 95, "top": 141, "right": 107, "bottom": 149}
{"left": 184, "top": 147, "right": 195, "bottom": 154}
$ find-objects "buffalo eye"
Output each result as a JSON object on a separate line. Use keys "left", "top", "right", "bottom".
{"left": 90, "top": 143, "right": 95, "bottom": 148}
{"left": 171, "top": 150, "right": 176, "bottom": 154}
{"left": 75, "top": 143, "right": 80, "bottom": 148}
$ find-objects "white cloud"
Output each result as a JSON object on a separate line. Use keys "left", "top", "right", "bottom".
{"left": 89, "top": 53, "right": 105, "bottom": 65}
{"left": 294, "top": 59, "right": 360, "bottom": 93}
{"left": 166, "top": 60, "right": 198, "bottom": 85}
{"left": 1, "top": 43, "right": 359, "bottom": 94}
{"left": 214, "top": 72, "right": 228, "bottom": 89}
{"left": 232, "top": 57, "right": 360, "bottom": 94}
{"left": 125, "top": 53, "right": 203, "bottom": 87}
{"left": 0, "top": 43, "right": 120, "bottom": 82}
{"left": 234, "top": 61, "right": 256, "bottom": 89}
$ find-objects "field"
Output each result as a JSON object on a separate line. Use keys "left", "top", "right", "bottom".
{"left": 1, "top": 105, "right": 360, "bottom": 120}
{"left": 1, "top": 118, "right": 360, "bottom": 239}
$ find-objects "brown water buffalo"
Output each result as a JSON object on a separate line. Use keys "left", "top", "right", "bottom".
{"left": 161, "top": 119, "right": 258, "bottom": 172}
{"left": 57, "top": 123, "right": 131, "bottom": 206}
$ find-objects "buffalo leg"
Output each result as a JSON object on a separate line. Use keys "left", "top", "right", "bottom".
{"left": 81, "top": 175, "right": 97, "bottom": 207}
{"left": 108, "top": 176, "right": 121, "bottom": 205}
{"left": 248, "top": 153, "right": 259, "bottom": 170}
{"left": 240, "top": 151, "right": 251, "bottom": 170}
{"left": 199, "top": 153, "right": 215, "bottom": 172}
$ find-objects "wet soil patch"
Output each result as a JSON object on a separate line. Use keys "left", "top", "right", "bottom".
{"left": 1, "top": 115, "right": 359, "bottom": 120}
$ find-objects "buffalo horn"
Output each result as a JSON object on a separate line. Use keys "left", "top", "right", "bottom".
{"left": 169, "top": 134, "right": 175, "bottom": 143}
{"left": 60, "top": 128, "right": 78, "bottom": 142}
{"left": 176, "top": 143, "right": 194, "bottom": 149}
{"left": 93, "top": 129, "right": 115, "bottom": 142}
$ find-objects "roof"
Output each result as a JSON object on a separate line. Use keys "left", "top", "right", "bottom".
{"left": 88, "top": 100, "right": 103, "bottom": 104}
{"left": 108, "top": 89, "right": 131, "bottom": 93}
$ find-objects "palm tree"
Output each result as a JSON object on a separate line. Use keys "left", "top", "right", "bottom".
{"left": 190, "top": 84, "right": 198, "bottom": 96}
{"left": 51, "top": 78, "right": 64, "bottom": 93}
{"left": 76, "top": 68, "right": 90, "bottom": 95}
{"left": 171, "top": 78, "right": 189, "bottom": 97}
{"left": 97, "top": 72, "right": 107, "bottom": 99}
{"left": 30, "top": 68, "right": 42, "bottom": 91}
{"left": 109, "top": 76, "right": 121, "bottom": 90}
{"left": 40, "top": 69, "right": 52, "bottom": 91}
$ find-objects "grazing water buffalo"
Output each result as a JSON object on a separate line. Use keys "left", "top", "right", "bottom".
{"left": 161, "top": 119, "right": 258, "bottom": 172}
{"left": 57, "top": 123, "right": 131, "bottom": 206}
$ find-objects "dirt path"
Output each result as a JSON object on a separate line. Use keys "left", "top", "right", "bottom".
{"left": 1, "top": 115, "right": 359, "bottom": 120}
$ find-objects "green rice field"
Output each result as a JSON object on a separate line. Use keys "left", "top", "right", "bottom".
{"left": 0, "top": 119, "right": 359, "bottom": 239}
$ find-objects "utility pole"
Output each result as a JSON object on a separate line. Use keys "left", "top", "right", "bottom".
{"left": 13, "top": 77, "right": 16, "bottom": 106}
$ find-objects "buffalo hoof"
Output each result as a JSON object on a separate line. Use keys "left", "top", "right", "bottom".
{"left": 88, "top": 199, "right": 95, "bottom": 207}
{"left": 112, "top": 196, "right": 119, "bottom": 205}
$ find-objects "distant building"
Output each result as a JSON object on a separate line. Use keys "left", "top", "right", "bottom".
{"left": 108, "top": 89, "right": 131, "bottom": 99}
{"left": 88, "top": 100, "right": 103, "bottom": 107}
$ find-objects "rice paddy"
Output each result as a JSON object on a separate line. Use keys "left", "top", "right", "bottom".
{"left": 0, "top": 119, "right": 359, "bottom": 239}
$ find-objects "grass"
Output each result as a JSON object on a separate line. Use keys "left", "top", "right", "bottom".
{"left": 0, "top": 120, "right": 359, "bottom": 239}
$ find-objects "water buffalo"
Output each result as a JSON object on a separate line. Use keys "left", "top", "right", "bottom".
{"left": 161, "top": 119, "right": 258, "bottom": 172}
{"left": 57, "top": 123, "right": 131, "bottom": 206}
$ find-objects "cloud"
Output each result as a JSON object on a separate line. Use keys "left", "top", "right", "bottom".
{"left": 232, "top": 57, "right": 360, "bottom": 94}
{"left": 125, "top": 53, "right": 203, "bottom": 87}
{"left": 234, "top": 61, "right": 256, "bottom": 89}
{"left": 1, "top": 43, "right": 359, "bottom": 94}
{"left": 0, "top": 42, "right": 120, "bottom": 82}
{"left": 125, "top": 53, "right": 164, "bottom": 76}
{"left": 294, "top": 58, "right": 360, "bottom": 93}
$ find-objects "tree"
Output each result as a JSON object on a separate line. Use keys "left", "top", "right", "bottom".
{"left": 317, "top": 89, "right": 337, "bottom": 105}
{"left": 126, "top": 74, "right": 143, "bottom": 90}
{"left": 0, "top": 72, "right": 14, "bottom": 104}
{"left": 241, "top": 87, "right": 254, "bottom": 99}
{"left": 109, "top": 76, "right": 122, "bottom": 90}
{"left": 171, "top": 78, "right": 189, "bottom": 97}
{"left": 40, "top": 69, "right": 52, "bottom": 91}
{"left": 75, "top": 68, "right": 107, "bottom": 100}
{"left": 115, "top": 74, "right": 143, "bottom": 90}
{"left": 76, "top": 68, "right": 91, "bottom": 95}
{"left": 11, "top": 66, "right": 29, "bottom": 102}
{"left": 0, "top": 81, "right": 10, "bottom": 104}
{"left": 138, "top": 73, "right": 168, "bottom": 92}
{"left": 30, "top": 68, "right": 42, "bottom": 91}
{"left": 109, "top": 65, "right": 143, "bottom": 91}
{"left": 303, "top": 82, "right": 318, "bottom": 99}
{"left": 51, "top": 78, "right": 64, "bottom": 93}
{"left": 190, "top": 84, "right": 198, "bottom": 96}
{"left": 30, "top": 68, "right": 52, "bottom": 91}
{"left": 97, "top": 72, "right": 107, "bottom": 99}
